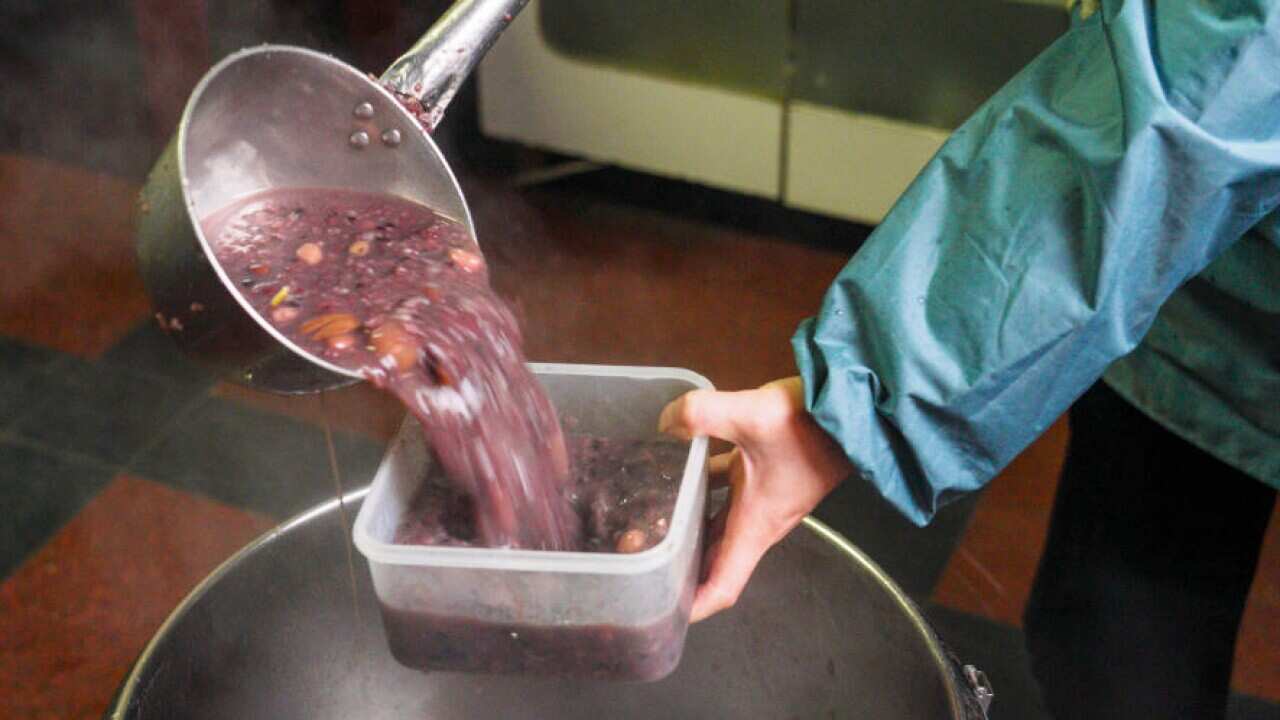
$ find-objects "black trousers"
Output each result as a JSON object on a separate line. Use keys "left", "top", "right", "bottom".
{"left": 1024, "top": 382, "right": 1276, "bottom": 719}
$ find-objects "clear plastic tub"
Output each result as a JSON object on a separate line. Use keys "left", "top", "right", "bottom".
{"left": 353, "top": 363, "right": 711, "bottom": 682}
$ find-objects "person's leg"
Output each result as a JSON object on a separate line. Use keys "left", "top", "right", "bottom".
{"left": 1024, "top": 382, "right": 1276, "bottom": 719}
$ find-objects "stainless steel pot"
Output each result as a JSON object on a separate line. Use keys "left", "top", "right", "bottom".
{"left": 135, "top": 0, "right": 529, "bottom": 395}
{"left": 108, "top": 489, "right": 992, "bottom": 719}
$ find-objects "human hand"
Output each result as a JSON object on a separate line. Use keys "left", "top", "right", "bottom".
{"left": 658, "top": 377, "right": 852, "bottom": 622}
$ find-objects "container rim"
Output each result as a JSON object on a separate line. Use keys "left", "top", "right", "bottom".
{"left": 352, "top": 362, "right": 713, "bottom": 575}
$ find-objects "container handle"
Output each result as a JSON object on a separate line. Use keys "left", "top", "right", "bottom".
{"left": 381, "top": 0, "right": 531, "bottom": 131}
{"left": 964, "top": 664, "right": 994, "bottom": 717}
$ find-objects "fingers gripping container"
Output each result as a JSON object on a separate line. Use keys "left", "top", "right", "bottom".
{"left": 354, "top": 363, "right": 711, "bottom": 682}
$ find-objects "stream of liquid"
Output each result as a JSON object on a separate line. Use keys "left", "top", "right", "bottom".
{"left": 320, "top": 394, "right": 361, "bottom": 625}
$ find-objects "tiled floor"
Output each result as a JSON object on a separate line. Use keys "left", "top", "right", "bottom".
{"left": 0, "top": 475, "right": 273, "bottom": 718}
{"left": 0, "top": 5, "right": 1276, "bottom": 717}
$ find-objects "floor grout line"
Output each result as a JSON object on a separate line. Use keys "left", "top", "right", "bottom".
{"left": 120, "top": 390, "right": 213, "bottom": 470}
{"left": 0, "top": 429, "right": 125, "bottom": 475}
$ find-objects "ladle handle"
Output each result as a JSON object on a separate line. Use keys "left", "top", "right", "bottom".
{"left": 380, "top": 0, "right": 530, "bottom": 131}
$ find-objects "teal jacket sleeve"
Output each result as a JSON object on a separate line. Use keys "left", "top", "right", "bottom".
{"left": 793, "top": 1, "right": 1280, "bottom": 525}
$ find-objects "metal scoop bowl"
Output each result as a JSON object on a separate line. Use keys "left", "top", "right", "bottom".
{"left": 135, "top": 0, "right": 527, "bottom": 394}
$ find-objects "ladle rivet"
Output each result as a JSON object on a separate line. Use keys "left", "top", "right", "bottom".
{"left": 353, "top": 101, "right": 375, "bottom": 119}
{"left": 381, "top": 128, "right": 402, "bottom": 147}
{"left": 349, "top": 130, "right": 371, "bottom": 149}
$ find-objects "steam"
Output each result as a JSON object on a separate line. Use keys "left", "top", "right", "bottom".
{"left": 0, "top": 1, "right": 448, "bottom": 181}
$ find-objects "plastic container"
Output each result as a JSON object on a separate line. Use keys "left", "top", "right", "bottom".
{"left": 353, "top": 363, "right": 712, "bottom": 682}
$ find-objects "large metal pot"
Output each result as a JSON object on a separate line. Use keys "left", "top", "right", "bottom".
{"left": 108, "top": 489, "right": 992, "bottom": 719}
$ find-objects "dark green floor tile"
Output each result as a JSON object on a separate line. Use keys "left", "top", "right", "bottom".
{"left": 99, "top": 322, "right": 217, "bottom": 392}
{"left": 0, "top": 335, "right": 59, "bottom": 375}
{"left": 130, "top": 397, "right": 384, "bottom": 519}
{"left": 8, "top": 357, "right": 201, "bottom": 467}
{"left": 1229, "top": 694, "right": 1280, "bottom": 720}
{"left": 0, "top": 336, "right": 61, "bottom": 426}
{"left": 0, "top": 439, "right": 114, "bottom": 578}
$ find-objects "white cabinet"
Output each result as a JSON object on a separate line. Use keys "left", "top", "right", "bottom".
{"left": 480, "top": 0, "right": 1066, "bottom": 223}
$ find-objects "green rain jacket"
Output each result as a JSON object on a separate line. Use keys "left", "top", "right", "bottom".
{"left": 793, "top": 0, "right": 1280, "bottom": 526}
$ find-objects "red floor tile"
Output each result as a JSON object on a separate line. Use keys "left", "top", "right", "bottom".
{"left": 1234, "top": 506, "right": 1280, "bottom": 702}
{"left": 0, "top": 155, "right": 151, "bottom": 357}
{"left": 478, "top": 182, "right": 854, "bottom": 392}
{"left": 931, "top": 416, "right": 1068, "bottom": 625}
{"left": 0, "top": 474, "right": 274, "bottom": 720}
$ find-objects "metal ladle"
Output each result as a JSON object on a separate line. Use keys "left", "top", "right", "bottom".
{"left": 136, "top": 0, "right": 529, "bottom": 394}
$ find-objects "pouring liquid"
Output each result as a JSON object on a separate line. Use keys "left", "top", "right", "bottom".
{"left": 320, "top": 393, "right": 361, "bottom": 625}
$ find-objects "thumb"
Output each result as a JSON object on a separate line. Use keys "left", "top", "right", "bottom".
{"left": 658, "top": 389, "right": 755, "bottom": 443}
